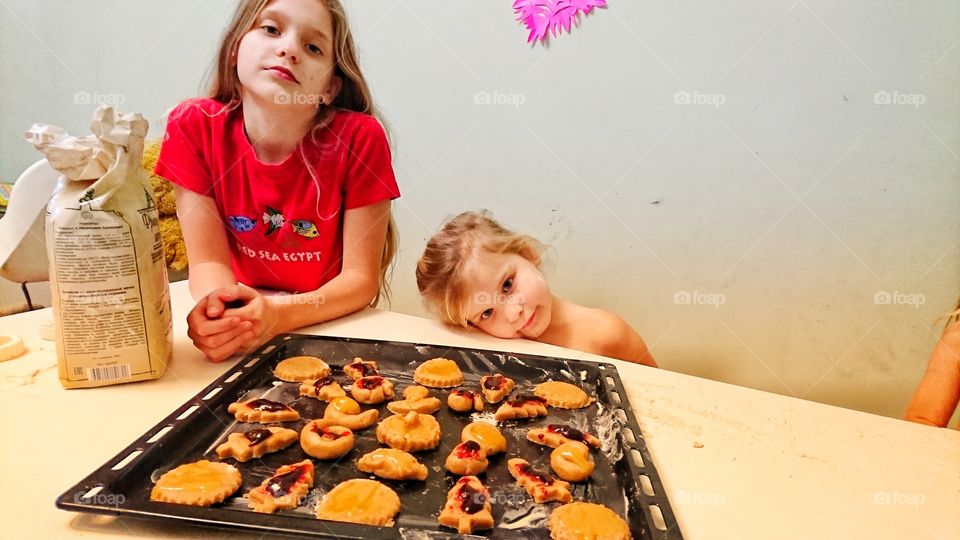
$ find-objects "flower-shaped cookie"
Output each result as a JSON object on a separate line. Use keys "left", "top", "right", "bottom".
{"left": 315, "top": 479, "right": 401, "bottom": 527}
{"left": 444, "top": 440, "right": 489, "bottom": 476}
{"left": 376, "top": 411, "right": 441, "bottom": 452}
{"left": 351, "top": 376, "right": 395, "bottom": 405}
{"left": 413, "top": 358, "right": 464, "bottom": 388}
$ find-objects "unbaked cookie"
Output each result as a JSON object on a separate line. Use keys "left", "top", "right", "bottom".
{"left": 150, "top": 460, "right": 242, "bottom": 506}
{"left": 274, "top": 355, "right": 330, "bottom": 382}
{"left": 247, "top": 460, "right": 314, "bottom": 513}
{"left": 413, "top": 358, "right": 464, "bottom": 388}
{"left": 343, "top": 358, "right": 380, "bottom": 380}
{"left": 322, "top": 396, "right": 379, "bottom": 430}
{"left": 438, "top": 476, "right": 495, "bottom": 535}
{"left": 215, "top": 427, "right": 298, "bottom": 462}
{"left": 447, "top": 389, "right": 484, "bottom": 413}
{"left": 357, "top": 448, "right": 429, "bottom": 481}
{"left": 461, "top": 421, "right": 507, "bottom": 455}
{"left": 494, "top": 394, "right": 548, "bottom": 421}
{"left": 444, "top": 440, "right": 489, "bottom": 476}
{"left": 548, "top": 502, "right": 632, "bottom": 540}
{"left": 300, "top": 419, "right": 355, "bottom": 460}
{"left": 227, "top": 398, "right": 300, "bottom": 423}
{"left": 376, "top": 411, "right": 441, "bottom": 452}
{"left": 550, "top": 442, "right": 595, "bottom": 482}
{"left": 534, "top": 381, "right": 594, "bottom": 409}
{"left": 507, "top": 458, "right": 572, "bottom": 504}
{"left": 480, "top": 374, "right": 515, "bottom": 403}
{"left": 315, "top": 478, "right": 401, "bottom": 527}
{"left": 527, "top": 424, "right": 602, "bottom": 450}
{"left": 299, "top": 376, "right": 347, "bottom": 401}
{"left": 350, "top": 376, "right": 395, "bottom": 404}
{"left": 387, "top": 385, "right": 442, "bottom": 415}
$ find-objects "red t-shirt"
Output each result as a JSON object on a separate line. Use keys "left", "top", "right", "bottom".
{"left": 155, "top": 98, "right": 399, "bottom": 293}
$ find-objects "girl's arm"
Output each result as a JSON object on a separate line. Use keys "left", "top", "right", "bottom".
{"left": 593, "top": 311, "right": 658, "bottom": 368}
{"left": 174, "top": 185, "right": 237, "bottom": 300}
{"left": 905, "top": 322, "right": 960, "bottom": 427}
{"left": 224, "top": 200, "right": 392, "bottom": 344}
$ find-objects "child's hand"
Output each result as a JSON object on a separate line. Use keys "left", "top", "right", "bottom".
{"left": 218, "top": 284, "right": 283, "bottom": 352}
{"left": 186, "top": 287, "right": 256, "bottom": 363}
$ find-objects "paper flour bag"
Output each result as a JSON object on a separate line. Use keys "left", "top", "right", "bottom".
{"left": 24, "top": 105, "right": 172, "bottom": 388}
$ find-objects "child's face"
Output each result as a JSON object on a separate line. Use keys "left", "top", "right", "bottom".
{"left": 236, "top": 0, "right": 341, "bottom": 108}
{"left": 460, "top": 251, "right": 553, "bottom": 340}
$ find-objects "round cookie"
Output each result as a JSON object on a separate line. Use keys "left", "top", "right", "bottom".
{"left": 300, "top": 419, "right": 355, "bottom": 460}
{"left": 548, "top": 502, "right": 631, "bottom": 540}
{"left": 150, "top": 460, "right": 242, "bottom": 506}
{"left": 414, "top": 358, "right": 464, "bottom": 388}
{"left": 274, "top": 355, "right": 330, "bottom": 382}
{"left": 351, "top": 376, "right": 395, "bottom": 404}
{"left": 315, "top": 478, "right": 401, "bottom": 527}
{"left": 534, "top": 381, "right": 594, "bottom": 409}
{"left": 445, "top": 440, "right": 489, "bottom": 476}
{"left": 376, "top": 411, "right": 441, "bottom": 452}
{"left": 550, "top": 441, "right": 595, "bottom": 482}
{"left": 461, "top": 421, "right": 507, "bottom": 455}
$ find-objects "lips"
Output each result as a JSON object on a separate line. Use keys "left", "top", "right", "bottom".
{"left": 266, "top": 66, "right": 299, "bottom": 83}
{"left": 520, "top": 309, "right": 537, "bottom": 333}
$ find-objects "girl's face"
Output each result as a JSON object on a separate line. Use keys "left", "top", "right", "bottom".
{"left": 235, "top": 0, "right": 341, "bottom": 108}
{"left": 460, "top": 251, "right": 553, "bottom": 340}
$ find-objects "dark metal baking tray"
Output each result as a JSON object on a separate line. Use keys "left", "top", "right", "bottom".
{"left": 57, "top": 333, "right": 682, "bottom": 539}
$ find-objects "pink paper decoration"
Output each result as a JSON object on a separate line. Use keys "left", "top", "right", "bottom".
{"left": 513, "top": 0, "right": 607, "bottom": 43}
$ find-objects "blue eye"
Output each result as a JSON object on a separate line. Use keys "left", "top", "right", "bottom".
{"left": 306, "top": 43, "right": 322, "bottom": 55}
{"left": 262, "top": 25, "right": 279, "bottom": 35}
{"left": 481, "top": 308, "right": 493, "bottom": 320}
{"left": 502, "top": 277, "right": 513, "bottom": 293}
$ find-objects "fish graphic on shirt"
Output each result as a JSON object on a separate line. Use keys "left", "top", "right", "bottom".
{"left": 290, "top": 220, "right": 319, "bottom": 239}
{"left": 262, "top": 206, "right": 285, "bottom": 236}
{"left": 227, "top": 216, "right": 255, "bottom": 233}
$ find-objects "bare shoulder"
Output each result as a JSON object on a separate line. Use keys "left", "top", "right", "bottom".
{"left": 584, "top": 308, "right": 656, "bottom": 367}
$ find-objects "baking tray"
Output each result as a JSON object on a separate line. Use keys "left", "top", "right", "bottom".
{"left": 57, "top": 334, "right": 682, "bottom": 539}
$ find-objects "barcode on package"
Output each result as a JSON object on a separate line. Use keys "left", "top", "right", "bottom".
{"left": 88, "top": 364, "right": 132, "bottom": 382}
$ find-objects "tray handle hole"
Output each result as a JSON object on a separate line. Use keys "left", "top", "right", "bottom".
{"left": 609, "top": 391, "right": 622, "bottom": 406}
{"left": 621, "top": 427, "right": 637, "bottom": 446}
{"left": 146, "top": 425, "right": 173, "bottom": 444}
{"left": 614, "top": 409, "right": 628, "bottom": 424}
{"left": 605, "top": 376, "right": 616, "bottom": 388}
{"left": 630, "top": 448, "right": 645, "bottom": 468}
{"left": 80, "top": 485, "right": 104, "bottom": 500}
{"left": 639, "top": 474, "right": 655, "bottom": 496}
{"left": 176, "top": 405, "right": 199, "bottom": 420}
{"left": 649, "top": 504, "right": 668, "bottom": 531}
{"left": 202, "top": 388, "right": 222, "bottom": 400}
{"left": 244, "top": 358, "right": 259, "bottom": 368}
{"left": 260, "top": 345, "right": 277, "bottom": 355}
{"left": 224, "top": 371, "right": 242, "bottom": 383}
{"left": 110, "top": 450, "right": 142, "bottom": 471}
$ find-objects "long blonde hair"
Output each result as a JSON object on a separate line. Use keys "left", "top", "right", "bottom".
{"left": 416, "top": 211, "right": 543, "bottom": 327}
{"left": 206, "top": 0, "right": 397, "bottom": 305}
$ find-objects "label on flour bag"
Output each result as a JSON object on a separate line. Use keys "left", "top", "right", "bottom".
{"left": 26, "top": 106, "right": 172, "bottom": 388}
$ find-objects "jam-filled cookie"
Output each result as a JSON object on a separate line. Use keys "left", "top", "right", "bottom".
{"left": 299, "top": 376, "right": 347, "bottom": 401}
{"left": 461, "top": 421, "right": 507, "bottom": 455}
{"left": 534, "top": 381, "right": 594, "bottom": 409}
{"left": 494, "top": 394, "right": 548, "bottom": 421}
{"left": 447, "top": 389, "right": 484, "bottom": 413}
{"left": 150, "top": 460, "right": 242, "bottom": 506}
{"left": 315, "top": 478, "right": 401, "bottom": 527}
{"left": 247, "top": 460, "right": 314, "bottom": 514}
{"left": 227, "top": 398, "right": 300, "bottom": 423}
{"left": 351, "top": 376, "right": 395, "bottom": 405}
{"left": 376, "top": 411, "right": 442, "bottom": 452}
{"left": 300, "top": 419, "right": 355, "bottom": 460}
{"left": 274, "top": 355, "right": 330, "bottom": 382}
{"left": 343, "top": 358, "right": 380, "bottom": 380}
{"left": 507, "top": 458, "right": 572, "bottom": 504}
{"left": 438, "top": 476, "right": 495, "bottom": 535}
{"left": 480, "top": 374, "right": 515, "bottom": 403}
{"left": 215, "top": 427, "right": 298, "bottom": 462}
{"left": 357, "top": 448, "right": 429, "bottom": 481}
{"left": 413, "top": 358, "right": 464, "bottom": 388}
{"left": 550, "top": 442, "right": 595, "bottom": 482}
{"left": 527, "top": 424, "right": 602, "bottom": 450}
{"left": 444, "top": 440, "right": 489, "bottom": 476}
{"left": 387, "top": 385, "right": 442, "bottom": 415}
{"left": 548, "top": 502, "right": 632, "bottom": 540}
{"left": 322, "top": 396, "right": 379, "bottom": 430}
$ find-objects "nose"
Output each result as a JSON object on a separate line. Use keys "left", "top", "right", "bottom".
{"left": 504, "top": 301, "right": 523, "bottom": 323}
{"left": 276, "top": 38, "right": 299, "bottom": 63}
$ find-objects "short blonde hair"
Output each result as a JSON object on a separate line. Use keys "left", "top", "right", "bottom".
{"left": 416, "top": 211, "right": 543, "bottom": 327}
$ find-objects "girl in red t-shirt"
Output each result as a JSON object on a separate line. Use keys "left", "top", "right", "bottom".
{"left": 156, "top": 0, "right": 400, "bottom": 362}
